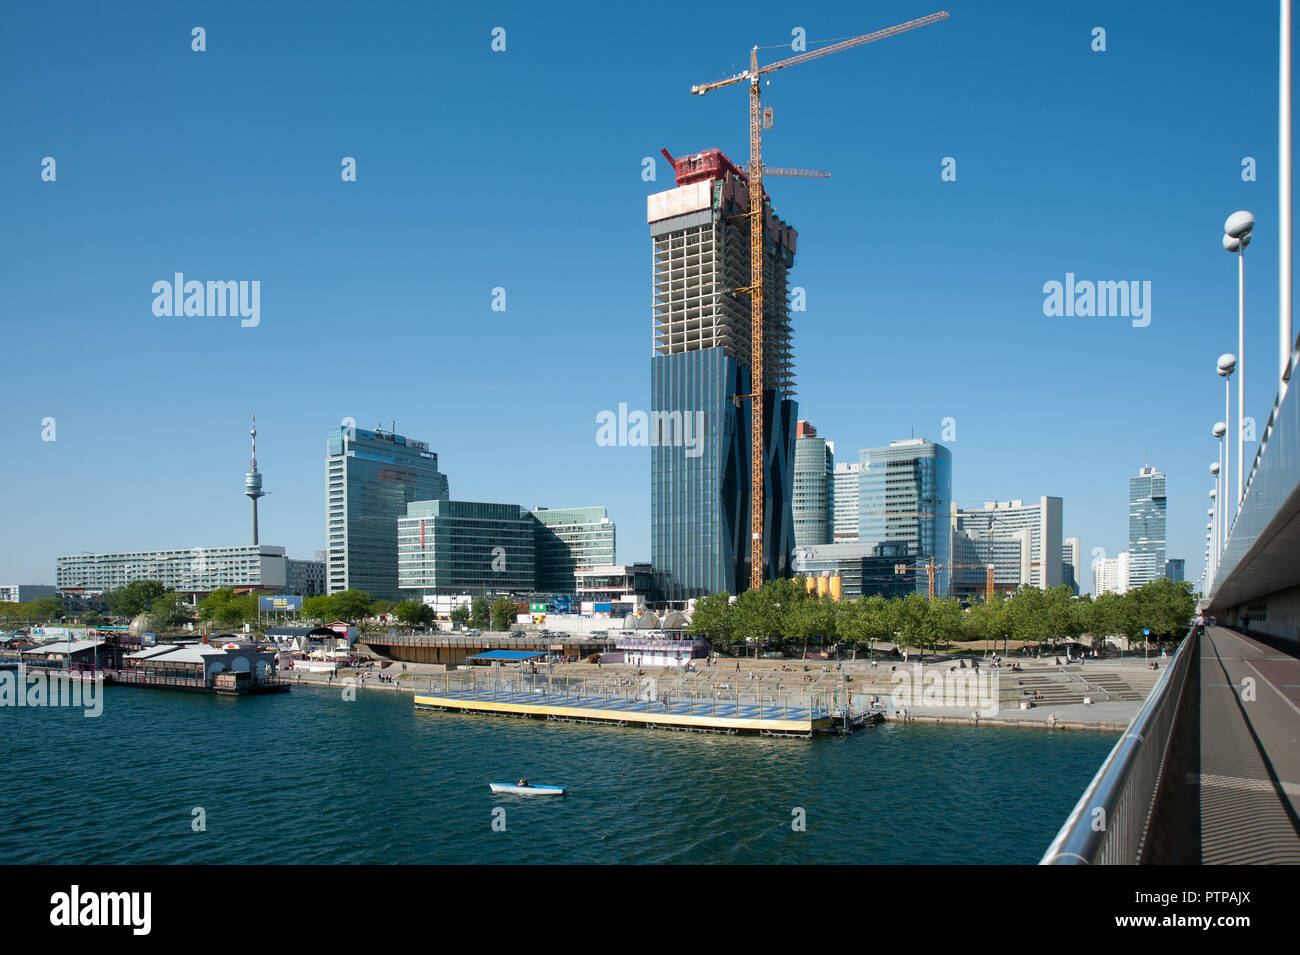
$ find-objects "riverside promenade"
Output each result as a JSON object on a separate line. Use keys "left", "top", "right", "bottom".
{"left": 294, "top": 652, "right": 1163, "bottom": 734}
{"left": 279, "top": 649, "right": 1168, "bottom": 734}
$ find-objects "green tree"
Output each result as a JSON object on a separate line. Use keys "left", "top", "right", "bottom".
{"left": 1127, "top": 578, "right": 1196, "bottom": 647}
{"left": 965, "top": 593, "right": 1009, "bottom": 655}
{"left": 199, "top": 589, "right": 257, "bottom": 629}
{"left": 688, "top": 592, "right": 734, "bottom": 646}
{"left": 893, "top": 593, "right": 931, "bottom": 657}
{"left": 1090, "top": 591, "right": 1132, "bottom": 649}
{"left": 395, "top": 600, "right": 435, "bottom": 629}
{"left": 302, "top": 594, "right": 335, "bottom": 621}
{"left": 927, "top": 596, "right": 965, "bottom": 654}
{"left": 788, "top": 591, "right": 837, "bottom": 656}
{"left": 330, "top": 589, "right": 374, "bottom": 624}
{"left": 104, "top": 580, "right": 167, "bottom": 618}
{"left": 839, "top": 595, "right": 896, "bottom": 657}
{"left": 151, "top": 592, "right": 193, "bottom": 628}
{"left": 489, "top": 597, "right": 517, "bottom": 632}
{"left": 471, "top": 596, "right": 491, "bottom": 629}
{"left": 729, "top": 585, "right": 781, "bottom": 653}
{"left": 1005, "top": 587, "right": 1052, "bottom": 652}
{"left": 450, "top": 604, "right": 471, "bottom": 626}
{"left": 27, "top": 597, "right": 65, "bottom": 624}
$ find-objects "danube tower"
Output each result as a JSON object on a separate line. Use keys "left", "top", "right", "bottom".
{"left": 245, "top": 415, "right": 266, "bottom": 545}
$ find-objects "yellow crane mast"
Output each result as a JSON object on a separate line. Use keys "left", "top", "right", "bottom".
{"left": 690, "top": 11, "right": 950, "bottom": 591}
{"left": 893, "top": 556, "right": 997, "bottom": 603}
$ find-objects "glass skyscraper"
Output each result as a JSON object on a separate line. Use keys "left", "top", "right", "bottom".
{"left": 833, "top": 461, "right": 861, "bottom": 542}
{"left": 326, "top": 424, "right": 449, "bottom": 601}
{"left": 530, "top": 506, "right": 616, "bottom": 593}
{"left": 397, "top": 500, "right": 534, "bottom": 596}
{"left": 793, "top": 421, "right": 833, "bottom": 548}
{"left": 858, "top": 439, "right": 953, "bottom": 596}
{"left": 1128, "top": 465, "right": 1167, "bottom": 588}
{"left": 648, "top": 149, "right": 799, "bottom": 601}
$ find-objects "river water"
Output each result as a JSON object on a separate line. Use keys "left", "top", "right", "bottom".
{"left": 0, "top": 684, "right": 1116, "bottom": 864}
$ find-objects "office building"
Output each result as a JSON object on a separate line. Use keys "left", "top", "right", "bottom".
{"left": 1063, "top": 536, "right": 1081, "bottom": 595}
{"left": 286, "top": 559, "right": 327, "bottom": 597}
{"left": 574, "top": 564, "right": 656, "bottom": 608}
{"left": 858, "top": 439, "right": 953, "bottom": 596}
{"left": 326, "top": 424, "right": 450, "bottom": 601}
{"left": 793, "top": 421, "right": 833, "bottom": 548}
{"left": 793, "top": 541, "right": 914, "bottom": 600}
{"left": 530, "top": 507, "right": 616, "bottom": 593}
{"left": 397, "top": 500, "right": 535, "bottom": 596}
{"left": 1128, "top": 465, "right": 1167, "bottom": 589}
{"left": 1164, "top": 558, "right": 1185, "bottom": 583}
{"left": 649, "top": 148, "right": 798, "bottom": 599}
{"left": 0, "top": 584, "right": 57, "bottom": 603}
{"left": 951, "top": 497, "right": 1064, "bottom": 596}
{"left": 951, "top": 532, "right": 1028, "bottom": 596}
{"left": 833, "top": 461, "right": 861, "bottom": 542}
{"left": 55, "top": 546, "right": 324, "bottom": 598}
{"left": 1095, "top": 552, "right": 1131, "bottom": 596}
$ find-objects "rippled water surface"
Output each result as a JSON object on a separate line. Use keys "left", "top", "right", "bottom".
{"left": 0, "top": 686, "right": 1116, "bottom": 864}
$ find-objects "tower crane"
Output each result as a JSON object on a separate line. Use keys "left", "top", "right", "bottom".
{"left": 690, "top": 11, "right": 950, "bottom": 591}
{"left": 893, "top": 556, "right": 996, "bottom": 603}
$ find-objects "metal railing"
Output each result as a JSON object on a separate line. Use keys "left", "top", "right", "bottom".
{"left": 1039, "top": 627, "right": 1197, "bottom": 864}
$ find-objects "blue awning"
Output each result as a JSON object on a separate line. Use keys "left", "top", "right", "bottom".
{"left": 468, "top": 650, "right": 547, "bottom": 661}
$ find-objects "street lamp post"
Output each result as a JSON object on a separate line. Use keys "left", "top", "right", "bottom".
{"left": 1206, "top": 480, "right": 1216, "bottom": 587}
{"left": 1212, "top": 422, "right": 1226, "bottom": 552}
{"left": 1217, "top": 353, "right": 1237, "bottom": 535}
{"left": 1224, "top": 211, "right": 1254, "bottom": 509}
{"left": 1282, "top": 0, "right": 1293, "bottom": 386}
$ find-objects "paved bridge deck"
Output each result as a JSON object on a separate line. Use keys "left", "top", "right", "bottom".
{"left": 1148, "top": 626, "right": 1300, "bottom": 864}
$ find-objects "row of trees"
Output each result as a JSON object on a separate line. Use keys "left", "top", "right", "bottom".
{"left": 7, "top": 582, "right": 528, "bottom": 635}
{"left": 194, "top": 589, "right": 521, "bottom": 632}
{"left": 394, "top": 596, "right": 517, "bottom": 632}
{"left": 688, "top": 576, "right": 1198, "bottom": 657}
{"left": 0, "top": 597, "right": 68, "bottom": 626}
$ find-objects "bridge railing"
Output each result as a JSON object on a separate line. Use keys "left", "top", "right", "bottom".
{"left": 1039, "top": 627, "right": 1197, "bottom": 865}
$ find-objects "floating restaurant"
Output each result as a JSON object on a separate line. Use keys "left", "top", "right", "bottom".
{"left": 12, "top": 632, "right": 286, "bottom": 696}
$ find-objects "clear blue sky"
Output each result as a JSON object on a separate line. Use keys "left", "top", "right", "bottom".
{"left": 1, "top": 0, "right": 1290, "bottom": 593}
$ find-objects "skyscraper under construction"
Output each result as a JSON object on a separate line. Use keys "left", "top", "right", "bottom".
{"left": 649, "top": 148, "right": 798, "bottom": 600}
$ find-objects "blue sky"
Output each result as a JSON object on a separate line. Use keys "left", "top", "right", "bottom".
{"left": 0, "top": 0, "right": 1290, "bottom": 593}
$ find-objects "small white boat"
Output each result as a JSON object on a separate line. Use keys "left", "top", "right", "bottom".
{"left": 489, "top": 782, "right": 565, "bottom": 796}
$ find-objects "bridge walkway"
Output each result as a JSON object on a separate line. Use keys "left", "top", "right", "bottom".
{"left": 1147, "top": 627, "right": 1300, "bottom": 864}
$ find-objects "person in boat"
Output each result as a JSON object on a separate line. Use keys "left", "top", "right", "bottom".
{"left": 517, "top": 778, "right": 529, "bottom": 788}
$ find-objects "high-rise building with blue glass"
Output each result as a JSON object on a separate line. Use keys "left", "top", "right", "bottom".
{"left": 858, "top": 439, "right": 953, "bottom": 596}
{"left": 648, "top": 149, "right": 799, "bottom": 601}
{"left": 793, "top": 421, "right": 833, "bottom": 548}
{"left": 326, "top": 424, "right": 450, "bottom": 601}
{"left": 1129, "top": 465, "right": 1167, "bottom": 588}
